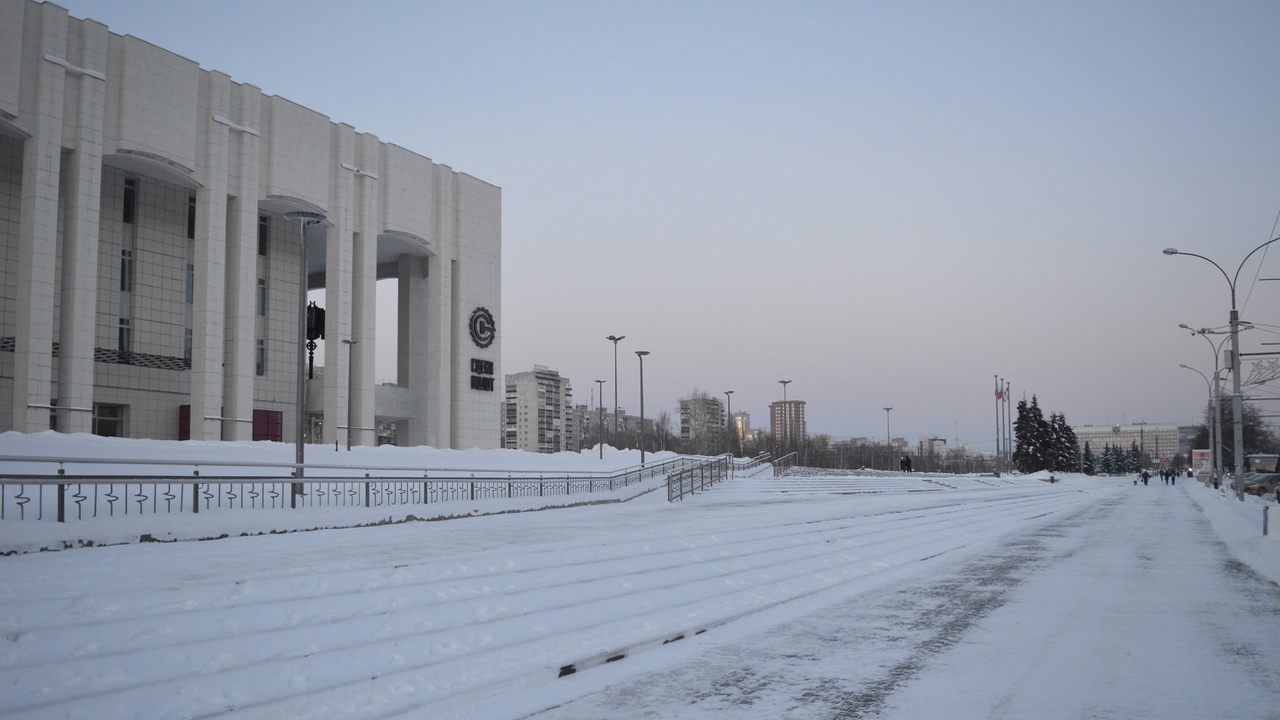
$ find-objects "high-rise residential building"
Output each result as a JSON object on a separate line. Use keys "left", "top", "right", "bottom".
{"left": 731, "top": 411, "right": 750, "bottom": 450}
{"left": 0, "top": 0, "right": 501, "bottom": 448}
{"left": 503, "top": 366, "right": 575, "bottom": 453}
{"left": 679, "top": 394, "right": 725, "bottom": 452}
{"left": 770, "top": 400, "right": 806, "bottom": 448}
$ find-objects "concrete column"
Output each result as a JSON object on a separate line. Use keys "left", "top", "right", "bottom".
{"left": 426, "top": 165, "right": 455, "bottom": 449}
{"left": 349, "top": 133, "right": 379, "bottom": 447}
{"left": 322, "top": 125, "right": 355, "bottom": 446}
{"left": 221, "top": 84, "right": 262, "bottom": 441}
{"left": 397, "top": 254, "right": 431, "bottom": 446}
{"left": 55, "top": 18, "right": 108, "bottom": 435}
{"left": 12, "top": 4, "right": 68, "bottom": 432}
{"left": 189, "top": 71, "right": 231, "bottom": 440}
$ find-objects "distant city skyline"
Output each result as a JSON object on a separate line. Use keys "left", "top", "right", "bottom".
{"left": 60, "top": 0, "right": 1280, "bottom": 450}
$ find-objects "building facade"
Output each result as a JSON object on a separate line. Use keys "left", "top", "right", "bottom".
{"left": 679, "top": 394, "right": 724, "bottom": 452}
{"left": 503, "top": 366, "right": 574, "bottom": 453}
{"left": 1072, "top": 423, "right": 1182, "bottom": 461}
{"left": 0, "top": 0, "right": 501, "bottom": 448}
{"left": 770, "top": 400, "right": 806, "bottom": 448}
{"left": 731, "top": 410, "right": 750, "bottom": 450}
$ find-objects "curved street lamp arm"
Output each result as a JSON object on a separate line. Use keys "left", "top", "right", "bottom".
{"left": 1231, "top": 235, "right": 1280, "bottom": 297}
{"left": 1171, "top": 250, "right": 1235, "bottom": 304}
{"left": 1179, "top": 364, "right": 1211, "bottom": 391}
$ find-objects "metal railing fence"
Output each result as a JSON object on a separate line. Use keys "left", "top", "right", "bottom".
{"left": 734, "top": 453, "right": 772, "bottom": 473}
{"left": 772, "top": 452, "right": 798, "bottom": 477}
{"left": 667, "top": 455, "right": 732, "bottom": 502}
{"left": 0, "top": 454, "right": 696, "bottom": 522}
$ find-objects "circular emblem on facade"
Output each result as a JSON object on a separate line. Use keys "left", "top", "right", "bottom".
{"left": 469, "top": 307, "right": 496, "bottom": 348}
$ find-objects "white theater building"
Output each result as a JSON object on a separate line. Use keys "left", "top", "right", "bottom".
{"left": 0, "top": 0, "right": 501, "bottom": 448}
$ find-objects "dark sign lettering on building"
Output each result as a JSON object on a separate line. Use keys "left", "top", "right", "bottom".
{"left": 471, "top": 358, "right": 494, "bottom": 391}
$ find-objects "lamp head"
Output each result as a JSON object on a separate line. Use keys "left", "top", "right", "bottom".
{"left": 635, "top": 350, "right": 649, "bottom": 357}
{"left": 1162, "top": 248, "right": 1179, "bottom": 255}
{"left": 284, "top": 211, "right": 326, "bottom": 224}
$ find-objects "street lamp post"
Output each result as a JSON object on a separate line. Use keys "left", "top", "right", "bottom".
{"left": 606, "top": 335, "right": 625, "bottom": 446}
{"left": 777, "top": 380, "right": 791, "bottom": 453}
{"left": 636, "top": 351, "right": 650, "bottom": 464}
{"left": 284, "top": 211, "right": 326, "bottom": 487}
{"left": 885, "top": 407, "right": 896, "bottom": 468}
{"left": 341, "top": 339, "right": 357, "bottom": 451}
{"left": 1179, "top": 323, "right": 1245, "bottom": 486}
{"left": 595, "top": 379, "right": 606, "bottom": 459}
{"left": 1164, "top": 235, "right": 1280, "bottom": 499}
{"left": 724, "top": 390, "right": 734, "bottom": 457}
{"left": 1179, "top": 363, "right": 1220, "bottom": 485}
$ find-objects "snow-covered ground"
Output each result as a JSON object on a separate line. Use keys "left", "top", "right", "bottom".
{"left": 2, "top": 433, "right": 1278, "bottom": 719}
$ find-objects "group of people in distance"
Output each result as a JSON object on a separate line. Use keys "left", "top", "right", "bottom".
{"left": 1135, "top": 468, "right": 1183, "bottom": 486}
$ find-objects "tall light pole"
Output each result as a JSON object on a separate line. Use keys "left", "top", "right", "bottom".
{"left": 606, "top": 335, "right": 625, "bottom": 445}
{"left": 595, "top": 379, "right": 606, "bottom": 459}
{"left": 1179, "top": 363, "right": 1219, "bottom": 484}
{"left": 777, "top": 380, "right": 791, "bottom": 453}
{"left": 285, "top": 211, "right": 326, "bottom": 483}
{"left": 883, "top": 406, "right": 893, "bottom": 470}
{"left": 1179, "top": 323, "right": 1246, "bottom": 485}
{"left": 341, "top": 339, "right": 357, "bottom": 451}
{"left": 724, "top": 390, "right": 734, "bottom": 456}
{"left": 636, "top": 351, "right": 650, "bottom": 464}
{"left": 1165, "top": 235, "right": 1280, "bottom": 499}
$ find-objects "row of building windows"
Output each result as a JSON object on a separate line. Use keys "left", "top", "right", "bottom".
{"left": 117, "top": 177, "right": 274, "bottom": 377}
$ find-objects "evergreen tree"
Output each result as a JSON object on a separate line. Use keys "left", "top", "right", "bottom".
{"left": 1013, "top": 396, "right": 1051, "bottom": 473}
{"left": 1046, "top": 412, "right": 1080, "bottom": 472}
{"left": 1127, "top": 441, "right": 1143, "bottom": 473}
{"left": 1081, "top": 441, "right": 1096, "bottom": 475}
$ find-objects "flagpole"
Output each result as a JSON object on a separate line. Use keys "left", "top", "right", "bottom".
{"left": 993, "top": 379, "right": 1003, "bottom": 474}
{"left": 1005, "top": 382, "right": 1013, "bottom": 473}
{"left": 994, "top": 375, "right": 1002, "bottom": 477}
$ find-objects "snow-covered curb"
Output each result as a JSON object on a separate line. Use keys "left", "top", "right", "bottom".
{"left": 1185, "top": 479, "right": 1280, "bottom": 586}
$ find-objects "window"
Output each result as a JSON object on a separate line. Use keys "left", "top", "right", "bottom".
{"left": 258, "top": 215, "right": 269, "bottom": 256}
{"left": 255, "top": 338, "right": 265, "bottom": 376}
{"left": 187, "top": 195, "right": 196, "bottom": 239}
{"left": 185, "top": 264, "right": 194, "bottom": 304}
{"left": 256, "top": 279, "right": 267, "bottom": 316}
{"left": 123, "top": 179, "right": 136, "bottom": 224}
{"left": 120, "top": 249, "right": 133, "bottom": 292}
{"left": 252, "top": 409, "right": 283, "bottom": 441}
{"left": 93, "top": 404, "right": 126, "bottom": 437}
{"left": 118, "top": 318, "right": 131, "bottom": 355}
{"left": 184, "top": 328, "right": 192, "bottom": 368}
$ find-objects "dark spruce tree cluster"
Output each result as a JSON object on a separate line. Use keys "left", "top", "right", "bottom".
{"left": 1011, "top": 396, "right": 1080, "bottom": 474}
{"left": 1092, "top": 442, "right": 1144, "bottom": 475}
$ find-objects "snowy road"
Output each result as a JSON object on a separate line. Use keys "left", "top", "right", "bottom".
{"left": 529, "top": 480, "right": 1280, "bottom": 720}
{"left": 3, "top": 472, "right": 1278, "bottom": 719}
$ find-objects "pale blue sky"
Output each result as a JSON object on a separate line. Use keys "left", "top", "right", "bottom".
{"left": 59, "top": 0, "right": 1280, "bottom": 449}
